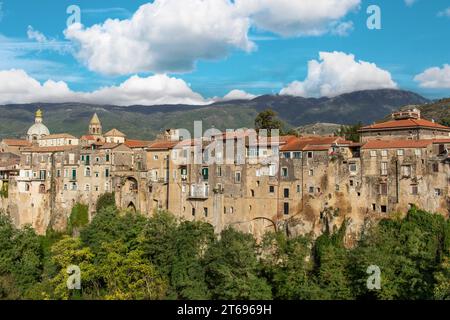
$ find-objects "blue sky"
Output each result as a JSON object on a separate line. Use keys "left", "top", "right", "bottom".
{"left": 0, "top": 0, "right": 449, "bottom": 105}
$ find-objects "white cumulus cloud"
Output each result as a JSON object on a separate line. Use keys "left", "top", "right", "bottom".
{"left": 414, "top": 64, "right": 450, "bottom": 89}
{"left": 64, "top": 0, "right": 254, "bottom": 75}
{"left": 0, "top": 69, "right": 210, "bottom": 106}
{"left": 404, "top": 0, "right": 417, "bottom": 7}
{"left": 64, "top": 0, "right": 361, "bottom": 75}
{"left": 222, "top": 89, "right": 257, "bottom": 101}
{"left": 236, "top": 0, "right": 360, "bottom": 37}
{"left": 280, "top": 51, "right": 397, "bottom": 98}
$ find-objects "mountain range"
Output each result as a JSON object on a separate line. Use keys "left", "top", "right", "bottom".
{"left": 0, "top": 89, "right": 439, "bottom": 140}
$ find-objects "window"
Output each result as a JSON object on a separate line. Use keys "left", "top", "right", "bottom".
{"left": 293, "top": 152, "right": 302, "bottom": 159}
{"left": 415, "top": 149, "right": 422, "bottom": 156}
{"left": 85, "top": 167, "right": 91, "bottom": 177}
{"left": 71, "top": 183, "right": 77, "bottom": 191}
{"left": 106, "top": 153, "right": 110, "bottom": 162}
{"left": 281, "top": 167, "right": 288, "bottom": 177}
{"left": 349, "top": 180, "right": 354, "bottom": 187}
{"left": 397, "top": 149, "right": 404, "bottom": 156}
{"left": 381, "top": 162, "right": 388, "bottom": 175}
{"left": 269, "top": 186, "right": 275, "bottom": 193}
{"left": 153, "top": 155, "right": 159, "bottom": 160}
{"left": 204, "top": 207, "right": 208, "bottom": 217}
{"left": 202, "top": 167, "right": 209, "bottom": 180}
{"left": 229, "top": 207, "right": 234, "bottom": 214}
{"left": 307, "top": 152, "right": 313, "bottom": 158}
{"left": 180, "top": 167, "right": 188, "bottom": 176}
{"left": 401, "top": 165, "right": 411, "bottom": 177}
{"left": 284, "top": 188, "right": 289, "bottom": 198}
{"left": 381, "top": 205, "right": 387, "bottom": 213}
{"left": 283, "top": 202, "right": 289, "bottom": 215}
{"left": 309, "top": 169, "right": 314, "bottom": 176}
{"left": 435, "top": 189, "right": 442, "bottom": 196}
{"left": 71, "top": 169, "right": 77, "bottom": 180}
{"left": 235, "top": 171, "right": 241, "bottom": 183}
{"left": 411, "top": 185, "right": 418, "bottom": 195}
{"left": 370, "top": 150, "right": 377, "bottom": 157}
{"left": 251, "top": 189, "right": 255, "bottom": 197}
{"left": 372, "top": 203, "right": 376, "bottom": 211}
{"left": 297, "top": 185, "right": 301, "bottom": 193}
{"left": 39, "top": 170, "right": 46, "bottom": 180}
{"left": 432, "top": 163, "right": 439, "bottom": 173}
{"left": 85, "top": 184, "right": 90, "bottom": 191}
{"left": 105, "top": 168, "right": 110, "bottom": 177}
{"left": 95, "top": 172, "right": 99, "bottom": 178}
{"left": 381, "top": 150, "right": 388, "bottom": 157}
{"left": 216, "top": 166, "right": 222, "bottom": 177}
{"left": 39, "top": 184, "right": 45, "bottom": 194}
{"left": 379, "top": 183, "right": 388, "bottom": 195}
{"left": 283, "top": 152, "right": 291, "bottom": 159}
{"left": 309, "top": 186, "right": 314, "bottom": 193}
{"left": 192, "top": 208, "right": 196, "bottom": 216}
{"left": 336, "top": 184, "right": 340, "bottom": 191}
{"left": 349, "top": 163, "right": 357, "bottom": 173}
{"left": 56, "top": 169, "right": 61, "bottom": 178}
{"left": 63, "top": 184, "right": 68, "bottom": 191}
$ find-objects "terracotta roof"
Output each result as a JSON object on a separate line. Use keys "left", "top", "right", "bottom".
{"left": 361, "top": 140, "right": 433, "bottom": 150}
{"left": 148, "top": 140, "right": 180, "bottom": 150}
{"left": 1, "top": 139, "right": 31, "bottom": 147}
{"left": 280, "top": 136, "right": 344, "bottom": 151}
{"left": 303, "top": 145, "right": 331, "bottom": 151}
{"left": 361, "top": 118, "right": 450, "bottom": 131}
{"left": 21, "top": 145, "right": 77, "bottom": 153}
{"left": 125, "top": 139, "right": 152, "bottom": 148}
{"left": 99, "top": 142, "right": 120, "bottom": 149}
{"left": 104, "top": 128, "right": 126, "bottom": 137}
{"left": 81, "top": 135, "right": 96, "bottom": 140}
{"left": 39, "top": 133, "right": 77, "bottom": 140}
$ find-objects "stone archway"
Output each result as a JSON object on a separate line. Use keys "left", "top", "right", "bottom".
{"left": 127, "top": 201, "right": 136, "bottom": 212}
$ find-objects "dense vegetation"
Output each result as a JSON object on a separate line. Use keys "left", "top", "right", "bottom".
{"left": 0, "top": 203, "right": 448, "bottom": 300}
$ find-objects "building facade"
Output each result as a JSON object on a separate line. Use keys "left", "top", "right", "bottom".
{"left": 0, "top": 108, "right": 449, "bottom": 242}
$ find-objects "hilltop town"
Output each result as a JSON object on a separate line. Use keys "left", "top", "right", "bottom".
{"left": 0, "top": 107, "right": 449, "bottom": 242}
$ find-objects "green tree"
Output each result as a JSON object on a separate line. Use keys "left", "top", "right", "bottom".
{"left": 254, "top": 109, "right": 295, "bottom": 136}
{"left": 169, "top": 220, "right": 215, "bottom": 299}
{"left": 68, "top": 203, "right": 89, "bottom": 235}
{"left": 311, "top": 222, "right": 353, "bottom": 300}
{"left": 335, "top": 123, "right": 362, "bottom": 142}
{"left": 203, "top": 228, "right": 272, "bottom": 300}
{"left": 80, "top": 206, "right": 146, "bottom": 255}
{"left": 99, "top": 241, "right": 167, "bottom": 300}
{"left": 96, "top": 192, "right": 116, "bottom": 212}
{"left": 261, "top": 232, "right": 316, "bottom": 299}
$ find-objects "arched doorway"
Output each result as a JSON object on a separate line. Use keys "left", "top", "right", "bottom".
{"left": 127, "top": 201, "right": 136, "bottom": 212}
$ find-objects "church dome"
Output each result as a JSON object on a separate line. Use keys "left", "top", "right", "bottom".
{"left": 27, "top": 123, "right": 50, "bottom": 137}
{"left": 27, "top": 108, "right": 50, "bottom": 141}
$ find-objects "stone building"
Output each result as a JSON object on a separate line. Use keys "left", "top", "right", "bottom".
{"left": 0, "top": 107, "right": 449, "bottom": 241}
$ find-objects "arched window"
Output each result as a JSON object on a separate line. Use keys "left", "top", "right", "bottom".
{"left": 85, "top": 167, "right": 91, "bottom": 177}
{"left": 25, "top": 183, "right": 30, "bottom": 192}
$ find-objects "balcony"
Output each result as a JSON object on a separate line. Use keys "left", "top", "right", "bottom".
{"left": 188, "top": 184, "right": 209, "bottom": 199}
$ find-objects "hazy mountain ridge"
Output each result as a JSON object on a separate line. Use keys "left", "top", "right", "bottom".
{"left": 0, "top": 89, "right": 431, "bottom": 140}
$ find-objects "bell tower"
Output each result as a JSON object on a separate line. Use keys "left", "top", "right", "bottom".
{"left": 89, "top": 113, "right": 102, "bottom": 136}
